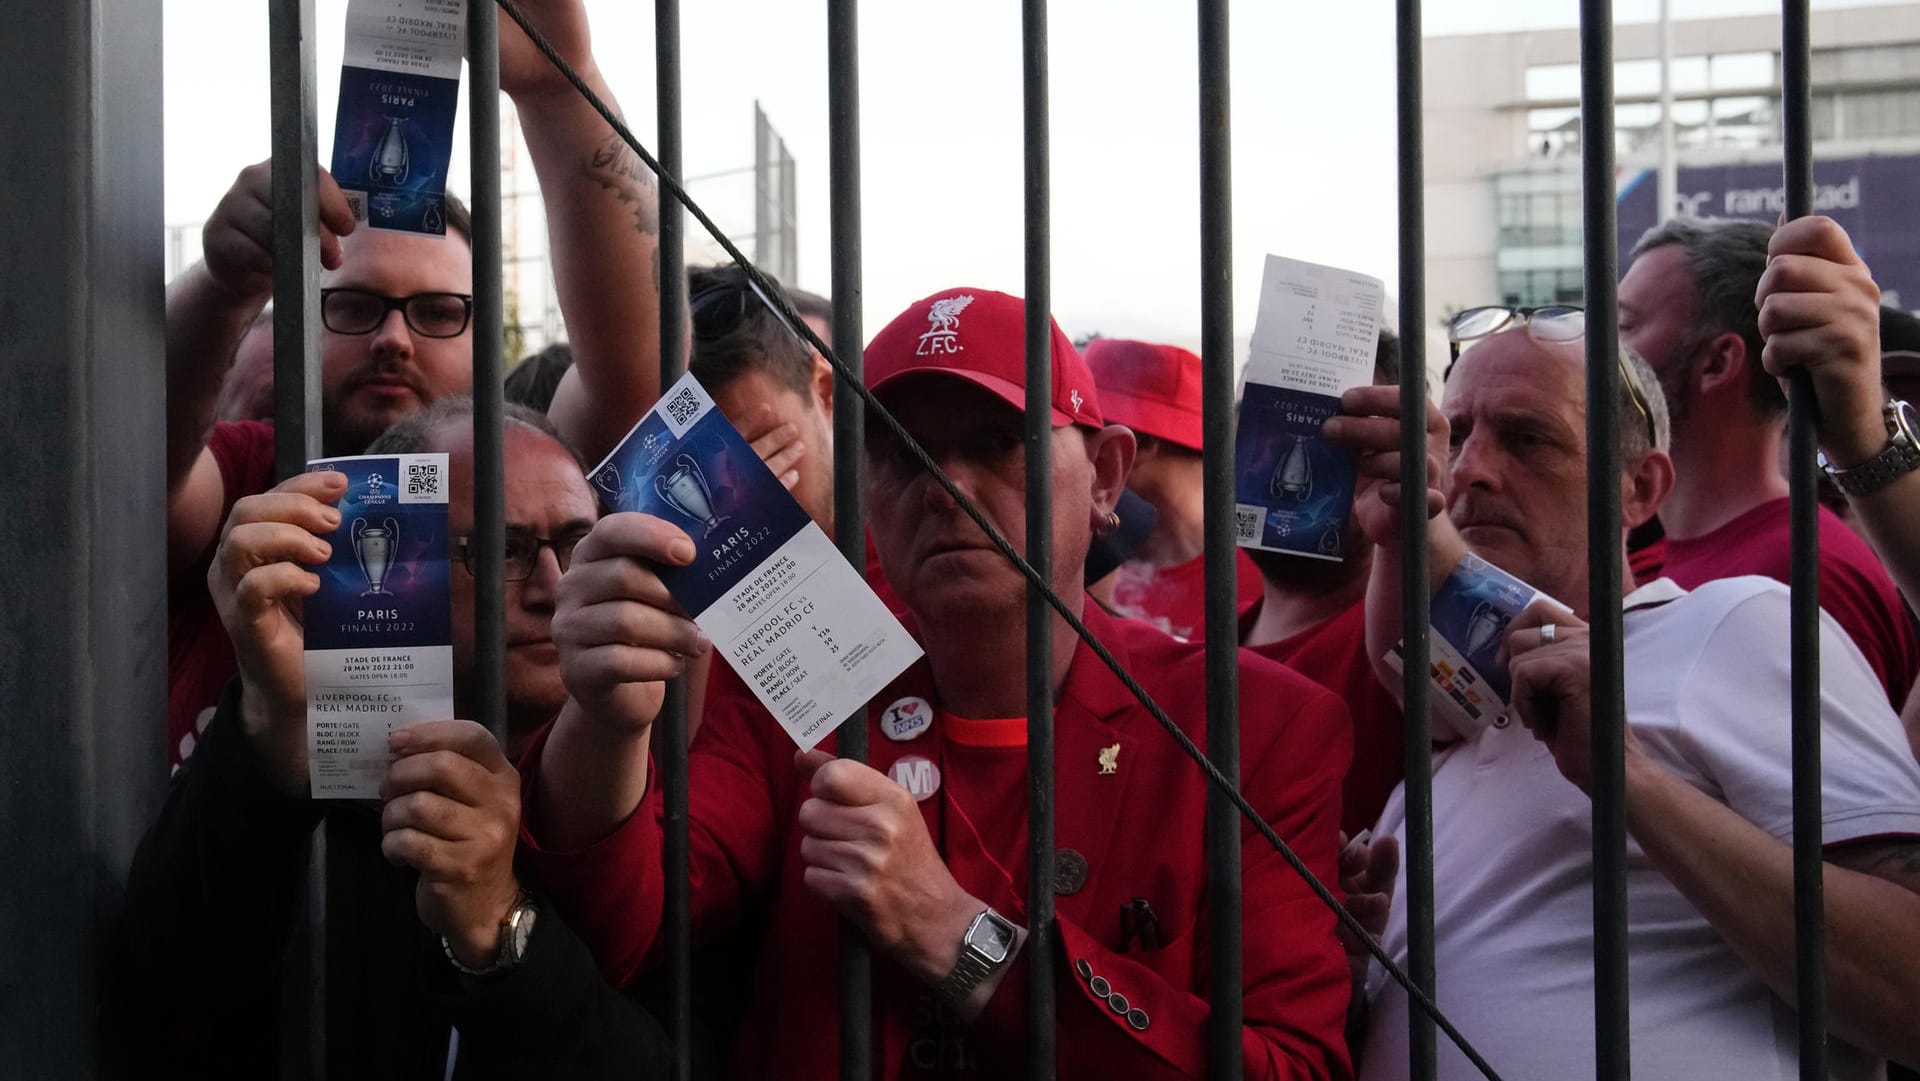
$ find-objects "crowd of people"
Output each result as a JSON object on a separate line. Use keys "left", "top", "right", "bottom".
{"left": 128, "top": 2, "right": 1920, "bottom": 1078}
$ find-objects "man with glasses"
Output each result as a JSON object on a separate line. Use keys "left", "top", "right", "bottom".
{"left": 1618, "top": 215, "right": 1918, "bottom": 708}
{"left": 1332, "top": 318, "right": 1920, "bottom": 1079}
{"left": 162, "top": 0, "right": 665, "bottom": 769}
{"left": 126, "top": 397, "right": 703, "bottom": 1077}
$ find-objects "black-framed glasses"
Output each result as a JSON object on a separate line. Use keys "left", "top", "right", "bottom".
{"left": 1446, "top": 304, "right": 1659, "bottom": 450}
{"left": 452, "top": 528, "right": 589, "bottom": 582}
{"left": 321, "top": 287, "right": 474, "bottom": 338}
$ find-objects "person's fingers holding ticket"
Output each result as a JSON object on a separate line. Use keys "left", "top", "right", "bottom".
{"left": 554, "top": 512, "right": 709, "bottom": 726}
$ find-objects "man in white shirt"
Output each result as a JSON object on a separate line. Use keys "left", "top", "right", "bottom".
{"left": 1326, "top": 313, "right": 1920, "bottom": 1079}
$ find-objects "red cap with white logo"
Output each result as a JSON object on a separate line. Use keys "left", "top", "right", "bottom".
{"left": 864, "top": 287, "right": 1104, "bottom": 431}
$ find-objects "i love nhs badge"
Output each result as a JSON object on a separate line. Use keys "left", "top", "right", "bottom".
{"left": 880, "top": 696, "right": 933, "bottom": 742}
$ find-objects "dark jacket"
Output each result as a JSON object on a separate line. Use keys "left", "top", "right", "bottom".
{"left": 124, "top": 682, "right": 695, "bottom": 1079}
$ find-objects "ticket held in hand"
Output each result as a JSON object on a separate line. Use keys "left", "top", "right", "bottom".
{"left": 590, "top": 373, "right": 922, "bottom": 751}
{"left": 1234, "top": 255, "right": 1385, "bottom": 562}
{"left": 330, "top": 0, "right": 466, "bottom": 234}
{"left": 303, "top": 454, "right": 455, "bottom": 798}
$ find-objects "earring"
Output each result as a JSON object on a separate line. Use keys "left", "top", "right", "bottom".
{"left": 1097, "top": 510, "right": 1122, "bottom": 537}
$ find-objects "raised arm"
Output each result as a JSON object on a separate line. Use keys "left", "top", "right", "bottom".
{"left": 494, "top": 0, "right": 664, "bottom": 462}
{"left": 1320, "top": 384, "right": 1461, "bottom": 704}
{"left": 1505, "top": 596, "right": 1920, "bottom": 1066}
{"left": 166, "top": 164, "right": 355, "bottom": 577}
{"left": 1758, "top": 216, "right": 1920, "bottom": 609}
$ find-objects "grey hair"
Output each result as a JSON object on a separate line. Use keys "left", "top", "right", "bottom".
{"left": 1630, "top": 217, "right": 1780, "bottom": 419}
{"left": 362, "top": 394, "right": 583, "bottom": 469}
{"left": 1619, "top": 344, "right": 1672, "bottom": 458}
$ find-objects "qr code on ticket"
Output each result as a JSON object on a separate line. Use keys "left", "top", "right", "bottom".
{"left": 406, "top": 459, "right": 443, "bottom": 499}
{"left": 666, "top": 386, "right": 702, "bottom": 427}
{"left": 1235, "top": 505, "right": 1262, "bottom": 544}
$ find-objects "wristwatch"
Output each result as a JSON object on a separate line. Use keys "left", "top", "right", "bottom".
{"left": 442, "top": 892, "right": 538, "bottom": 979}
{"left": 936, "top": 908, "right": 1018, "bottom": 1007}
{"left": 1820, "top": 399, "right": 1920, "bottom": 497}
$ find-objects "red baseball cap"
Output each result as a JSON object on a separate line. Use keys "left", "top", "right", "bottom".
{"left": 864, "top": 287, "right": 1104, "bottom": 430}
{"left": 1081, "top": 339, "right": 1202, "bottom": 451}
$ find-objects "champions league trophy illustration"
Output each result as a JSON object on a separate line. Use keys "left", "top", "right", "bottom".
{"left": 371, "top": 116, "right": 411, "bottom": 184}
{"left": 593, "top": 466, "right": 626, "bottom": 508}
{"left": 352, "top": 517, "right": 401, "bottom": 596}
{"left": 422, "top": 202, "right": 445, "bottom": 233}
{"left": 655, "top": 454, "right": 730, "bottom": 537}
{"left": 1464, "top": 600, "right": 1511, "bottom": 659}
{"left": 1270, "top": 438, "right": 1314, "bottom": 503}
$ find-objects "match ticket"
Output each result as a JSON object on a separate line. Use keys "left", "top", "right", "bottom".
{"left": 1233, "top": 254, "right": 1385, "bottom": 561}
{"left": 1385, "top": 553, "right": 1548, "bottom": 740}
{"left": 330, "top": 0, "right": 466, "bottom": 235}
{"left": 590, "top": 373, "right": 923, "bottom": 751}
{"left": 303, "top": 454, "right": 455, "bottom": 799}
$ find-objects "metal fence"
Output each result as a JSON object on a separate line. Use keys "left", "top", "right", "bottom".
{"left": 0, "top": 0, "right": 1834, "bottom": 1077}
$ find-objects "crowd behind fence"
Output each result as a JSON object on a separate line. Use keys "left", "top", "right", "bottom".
{"left": 12, "top": 0, "right": 1916, "bottom": 1077}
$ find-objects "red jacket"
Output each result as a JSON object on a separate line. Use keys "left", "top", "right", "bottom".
{"left": 522, "top": 605, "right": 1354, "bottom": 1080}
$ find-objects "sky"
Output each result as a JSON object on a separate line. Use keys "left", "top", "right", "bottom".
{"left": 163, "top": 0, "right": 1910, "bottom": 350}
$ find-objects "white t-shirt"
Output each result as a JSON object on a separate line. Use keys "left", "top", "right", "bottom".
{"left": 1360, "top": 577, "right": 1920, "bottom": 1081}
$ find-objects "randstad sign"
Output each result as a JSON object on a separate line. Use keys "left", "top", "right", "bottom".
{"left": 1618, "top": 154, "right": 1920, "bottom": 310}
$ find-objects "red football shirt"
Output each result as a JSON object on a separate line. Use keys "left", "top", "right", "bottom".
{"left": 1662, "top": 498, "right": 1919, "bottom": 707}
{"left": 167, "top": 421, "right": 278, "bottom": 770}
{"left": 1243, "top": 598, "right": 1405, "bottom": 836}
{"left": 1108, "top": 549, "right": 1263, "bottom": 642}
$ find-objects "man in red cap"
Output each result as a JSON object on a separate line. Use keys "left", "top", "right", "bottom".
{"left": 518, "top": 288, "right": 1355, "bottom": 1079}
{"left": 1082, "top": 339, "right": 1263, "bottom": 640}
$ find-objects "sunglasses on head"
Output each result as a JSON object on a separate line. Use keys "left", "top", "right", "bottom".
{"left": 690, "top": 276, "right": 804, "bottom": 344}
{"left": 1445, "top": 304, "right": 1659, "bottom": 450}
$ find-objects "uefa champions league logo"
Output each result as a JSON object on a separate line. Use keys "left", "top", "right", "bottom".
{"left": 367, "top": 473, "right": 387, "bottom": 498}
{"left": 655, "top": 454, "right": 730, "bottom": 537}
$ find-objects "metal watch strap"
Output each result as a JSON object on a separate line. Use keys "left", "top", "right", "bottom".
{"left": 1822, "top": 400, "right": 1920, "bottom": 497}
{"left": 936, "top": 945, "right": 996, "bottom": 1006}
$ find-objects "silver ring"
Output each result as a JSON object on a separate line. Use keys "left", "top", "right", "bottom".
{"left": 1540, "top": 623, "right": 1557, "bottom": 645}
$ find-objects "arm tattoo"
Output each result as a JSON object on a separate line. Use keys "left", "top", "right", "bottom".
{"left": 586, "top": 134, "right": 659, "bottom": 238}
{"left": 1833, "top": 839, "right": 1920, "bottom": 893}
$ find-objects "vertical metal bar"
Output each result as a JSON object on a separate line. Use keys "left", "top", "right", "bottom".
{"left": 1394, "top": 2, "right": 1437, "bottom": 1078}
{"left": 1021, "top": 1, "right": 1057, "bottom": 1078}
{"left": 826, "top": 4, "right": 872, "bottom": 1077}
{"left": 0, "top": 0, "right": 166, "bottom": 1074}
{"left": 1779, "top": 3, "right": 1827, "bottom": 1076}
{"left": 267, "top": 3, "right": 327, "bottom": 1077}
{"left": 1577, "top": 3, "right": 1630, "bottom": 1078}
{"left": 270, "top": 0, "right": 321, "bottom": 479}
{"left": 654, "top": 0, "right": 694, "bottom": 1076}
{"left": 470, "top": 0, "right": 507, "bottom": 747}
{"left": 1197, "top": 1, "right": 1241, "bottom": 1076}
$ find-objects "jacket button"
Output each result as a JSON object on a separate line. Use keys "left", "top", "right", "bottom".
{"left": 1089, "top": 976, "right": 1110, "bottom": 998}
{"left": 1108, "top": 992, "right": 1130, "bottom": 1014}
{"left": 1053, "top": 849, "right": 1090, "bottom": 895}
{"left": 1075, "top": 959, "right": 1092, "bottom": 981}
{"left": 1127, "top": 1007, "right": 1150, "bottom": 1031}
